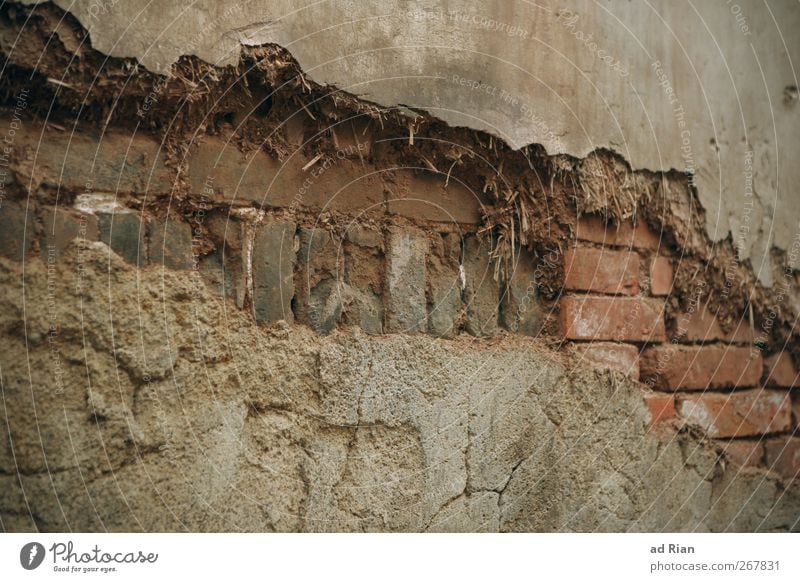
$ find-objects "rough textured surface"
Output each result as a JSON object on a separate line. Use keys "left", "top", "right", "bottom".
{"left": 1, "top": 245, "right": 797, "bottom": 532}
{"left": 29, "top": 0, "right": 800, "bottom": 286}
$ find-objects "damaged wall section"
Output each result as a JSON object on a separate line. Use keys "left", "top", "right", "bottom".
{"left": 0, "top": 3, "right": 798, "bottom": 532}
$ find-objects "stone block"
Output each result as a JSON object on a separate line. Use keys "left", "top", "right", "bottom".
{"left": 463, "top": 235, "right": 499, "bottom": 337}
{"left": 252, "top": 219, "right": 296, "bottom": 324}
{"left": 97, "top": 210, "right": 146, "bottom": 266}
{"left": 150, "top": 217, "right": 194, "bottom": 270}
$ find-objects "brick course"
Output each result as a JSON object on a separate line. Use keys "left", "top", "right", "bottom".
{"left": 0, "top": 202, "right": 35, "bottom": 260}
{"left": 640, "top": 345, "right": 762, "bottom": 391}
{"left": 561, "top": 296, "right": 665, "bottom": 342}
{"left": 643, "top": 392, "right": 675, "bottom": 426}
{"left": 649, "top": 256, "right": 673, "bottom": 296}
{"left": 576, "top": 215, "right": 660, "bottom": 249}
{"left": 41, "top": 207, "right": 98, "bottom": 260}
{"left": 673, "top": 306, "right": 754, "bottom": 344}
{"left": 563, "top": 247, "right": 639, "bottom": 295}
{"left": 150, "top": 217, "right": 194, "bottom": 270}
{"left": 97, "top": 210, "right": 146, "bottom": 266}
{"left": 720, "top": 440, "right": 764, "bottom": 468}
{"left": 676, "top": 390, "right": 791, "bottom": 438}
{"left": 463, "top": 235, "right": 499, "bottom": 337}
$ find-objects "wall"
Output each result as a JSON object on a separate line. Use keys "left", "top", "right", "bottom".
{"left": 0, "top": 111, "right": 798, "bottom": 531}
{"left": 26, "top": 0, "right": 800, "bottom": 287}
{"left": 0, "top": 2, "right": 798, "bottom": 532}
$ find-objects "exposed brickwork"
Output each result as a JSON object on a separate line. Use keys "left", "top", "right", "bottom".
{"left": 561, "top": 296, "right": 665, "bottom": 342}
{"left": 572, "top": 342, "right": 639, "bottom": 379}
{"left": 643, "top": 392, "right": 675, "bottom": 426}
{"left": 388, "top": 173, "right": 484, "bottom": 225}
{"left": 649, "top": 256, "right": 673, "bottom": 296}
{"left": 427, "top": 232, "right": 463, "bottom": 339}
{"left": 295, "top": 227, "right": 341, "bottom": 334}
{"left": 762, "top": 351, "right": 798, "bottom": 388}
{"left": 640, "top": 345, "right": 762, "bottom": 391}
{"left": 576, "top": 215, "right": 660, "bottom": 249}
{"left": 200, "top": 211, "right": 246, "bottom": 309}
{"left": 563, "top": 247, "right": 639, "bottom": 295}
{"left": 189, "top": 137, "right": 291, "bottom": 206}
{"left": 343, "top": 227, "right": 384, "bottom": 334}
{"left": 9, "top": 196, "right": 798, "bottom": 484}
{"left": 97, "top": 210, "right": 146, "bottom": 266}
{"left": 501, "top": 247, "right": 544, "bottom": 336}
{"left": 11, "top": 120, "right": 173, "bottom": 194}
{"left": 676, "top": 390, "right": 791, "bottom": 438}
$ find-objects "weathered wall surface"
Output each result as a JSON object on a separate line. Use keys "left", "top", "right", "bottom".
{"left": 29, "top": 0, "right": 800, "bottom": 286}
{"left": 0, "top": 109, "right": 797, "bottom": 531}
{"left": 0, "top": 2, "right": 798, "bottom": 532}
{"left": 1, "top": 243, "right": 798, "bottom": 532}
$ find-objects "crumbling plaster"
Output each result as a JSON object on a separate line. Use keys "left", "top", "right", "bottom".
{"left": 23, "top": 0, "right": 800, "bottom": 286}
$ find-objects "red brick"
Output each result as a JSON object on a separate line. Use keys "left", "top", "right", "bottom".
{"left": 561, "top": 296, "right": 665, "bottom": 342}
{"left": 650, "top": 256, "right": 673, "bottom": 296}
{"left": 576, "top": 215, "right": 660, "bottom": 249}
{"left": 718, "top": 440, "right": 764, "bottom": 468}
{"left": 762, "top": 352, "right": 798, "bottom": 388}
{"left": 640, "top": 345, "right": 762, "bottom": 391}
{"left": 572, "top": 342, "right": 639, "bottom": 379}
{"left": 677, "top": 390, "right": 791, "bottom": 438}
{"left": 643, "top": 392, "right": 675, "bottom": 426}
{"left": 674, "top": 305, "right": 754, "bottom": 344}
{"left": 764, "top": 437, "right": 800, "bottom": 481}
{"left": 564, "top": 247, "right": 639, "bottom": 295}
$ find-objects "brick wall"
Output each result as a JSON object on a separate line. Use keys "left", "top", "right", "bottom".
{"left": 563, "top": 214, "right": 799, "bottom": 482}
{"left": 1, "top": 123, "right": 797, "bottom": 484}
